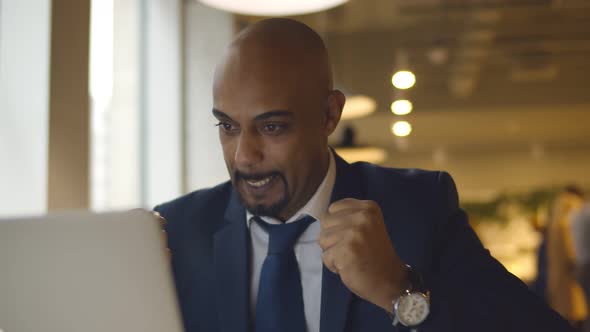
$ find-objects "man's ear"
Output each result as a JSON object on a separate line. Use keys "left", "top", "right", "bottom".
{"left": 325, "top": 89, "right": 345, "bottom": 136}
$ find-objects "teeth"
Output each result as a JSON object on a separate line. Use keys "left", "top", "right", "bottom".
{"left": 246, "top": 177, "right": 272, "bottom": 188}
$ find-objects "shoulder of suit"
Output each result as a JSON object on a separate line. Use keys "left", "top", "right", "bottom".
{"left": 350, "top": 161, "right": 445, "bottom": 187}
{"left": 349, "top": 161, "right": 457, "bottom": 209}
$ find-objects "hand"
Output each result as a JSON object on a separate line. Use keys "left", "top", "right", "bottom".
{"left": 130, "top": 209, "right": 171, "bottom": 259}
{"left": 318, "top": 198, "right": 408, "bottom": 313}
{"left": 152, "top": 211, "right": 171, "bottom": 258}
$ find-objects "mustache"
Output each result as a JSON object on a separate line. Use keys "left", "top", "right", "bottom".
{"left": 233, "top": 170, "right": 284, "bottom": 182}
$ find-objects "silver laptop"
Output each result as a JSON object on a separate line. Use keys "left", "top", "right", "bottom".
{"left": 0, "top": 211, "right": 184, "bottom": 332}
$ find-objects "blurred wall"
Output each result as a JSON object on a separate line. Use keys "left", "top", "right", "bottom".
{"left": 141, "top": 0, "right": 183, "bottom": 207}
{"left": 91, "top": 0, "right": 142, "bottom": 210}
{"left": 0, "top": 0, "right": 51, "bottom": 216}
{"left": 184, "top": 2, "right": 232, "bottom": 191}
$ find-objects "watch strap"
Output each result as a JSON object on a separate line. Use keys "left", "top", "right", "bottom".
{"left": 405, "top": 264, "right": 426, "bottom": 293}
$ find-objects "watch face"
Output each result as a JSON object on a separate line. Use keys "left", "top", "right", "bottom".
{"left": 397, "top": 292, "right": 430, "bottom": 326}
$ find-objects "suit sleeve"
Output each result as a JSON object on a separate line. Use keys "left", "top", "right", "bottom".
{"left": 418, "top": 171, "right": 573, "bottom": 332}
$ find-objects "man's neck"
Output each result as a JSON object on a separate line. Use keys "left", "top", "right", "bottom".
{"left": 274, "top": 149, "right": 334, "bottom": 222}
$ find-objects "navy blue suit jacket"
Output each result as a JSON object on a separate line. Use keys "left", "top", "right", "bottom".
{"left": 155, "top": 154, "right": 572, "bottom": 332}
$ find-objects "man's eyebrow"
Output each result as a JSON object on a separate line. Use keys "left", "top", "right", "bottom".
{"left": 212, "top": 109, "right": 232, "bottom": 120}
{"left": 254, "top": 110, "right": 294, "bottom": 121}
{"left": 212, "top": 109, "right": 293, "bottom": 121}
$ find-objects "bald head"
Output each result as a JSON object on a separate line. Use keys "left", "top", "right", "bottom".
{"left": 236, "top": 18, "right": 331, "bottom": 86}
{"left": 214, "top": 18, "right": 333, "bottom": 103}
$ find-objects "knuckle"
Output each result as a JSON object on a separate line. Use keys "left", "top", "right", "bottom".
{"left": 354, "top": 217, "right": 369, "bottom": 230}
{"left": 358, "top": 209, "right": 372, "bottom": 220}
{"left": 348, "top": 235, "right": 364, "bottom": 252}
{"left": 342, "top": 231, "right": 361, "bottom": 252}
{"left": 363, "top": 200, "right": 379, "bottom": 213}
{"left": 349, "top": 227, "right": 364, "bottom": 243}
{"left": 344, "top": 227, "right": 357, "bottom": 240}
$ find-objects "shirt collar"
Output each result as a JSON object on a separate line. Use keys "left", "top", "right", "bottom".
{"left": 246, "top": 150, "right": 336, "bottom": 227}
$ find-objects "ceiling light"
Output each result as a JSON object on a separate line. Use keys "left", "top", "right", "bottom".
{"left": 333, "top": 126, "right": 387, "bottom": 164}
{"left": 199, "top": 0, "right": 349, "bottom": 16}
{"left": 335, "top": 147, "right": 387, "bottom": 164}
{"left": 341, "top": 95, "right": 376, "bottom": 120}
{"left": 391, "top": 121, "right": 412, "bottom": 137}
{"left": 390, "top": 100, "right": 413, "bottom": 115}
{"left": 391, "top": 70, "right": 416, "bottom": 90}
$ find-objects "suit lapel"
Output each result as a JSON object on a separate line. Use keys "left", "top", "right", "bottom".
{"left": 214, "top": 189, "right": 251, "bottom": 332}
{"left": 320, "top": 153, "right": 365, "bottom": 332}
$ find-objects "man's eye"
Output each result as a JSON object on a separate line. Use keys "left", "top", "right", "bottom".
{"left": 215, "top": 122, "right": 238, "bottom": 133}
{"left": 263, "top": 123, "right": 285, "bottom": 133}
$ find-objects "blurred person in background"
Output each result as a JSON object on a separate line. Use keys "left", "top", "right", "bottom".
{"left": 571, "top": 203, "right": 590, "bottom": 332}
{"left": 547, "top": 186, "right": 587, "bottom": 329}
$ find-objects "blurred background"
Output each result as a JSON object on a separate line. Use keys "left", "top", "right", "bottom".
{"left": 1, "top": 0, "right": 589, "bottom": 324}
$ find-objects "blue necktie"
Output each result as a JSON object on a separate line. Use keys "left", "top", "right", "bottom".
{"left": 253, "top": 215, "right": 316, "bottom": 332}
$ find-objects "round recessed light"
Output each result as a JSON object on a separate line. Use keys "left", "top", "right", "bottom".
{"left": 391, "top": 121, "right": 412, "bottom": 137}
{"left": 391, "top": 70, "right": 416, "bottom": 90}
{"left": 390, "top": 100, "right": 413, "bottom": 115}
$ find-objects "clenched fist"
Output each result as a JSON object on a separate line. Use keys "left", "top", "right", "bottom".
{"left": 319, "top": 198, "right": 409, "bottom": 313}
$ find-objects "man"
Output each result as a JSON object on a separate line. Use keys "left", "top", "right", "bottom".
{"left": 155, "top": 18, "right": 571, "bottom": 332}
{"left": 547, "top": 187, "right": 587, "bottom": 327}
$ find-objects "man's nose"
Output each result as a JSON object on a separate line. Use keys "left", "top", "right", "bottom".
{"left": 234, "top": 131, "right": 263, "bottom": 168}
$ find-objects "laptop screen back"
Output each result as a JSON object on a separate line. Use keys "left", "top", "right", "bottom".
{"left": 0, "top": 211, "right": 184, "bottom": 332}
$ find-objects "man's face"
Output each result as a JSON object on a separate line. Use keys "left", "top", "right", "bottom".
{"left": 212, "top": 52, "right": 331, "bottom": 220}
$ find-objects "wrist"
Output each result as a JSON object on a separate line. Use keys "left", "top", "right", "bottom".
{"left": 376, "top": 265, "right": 411, "bottom": 313}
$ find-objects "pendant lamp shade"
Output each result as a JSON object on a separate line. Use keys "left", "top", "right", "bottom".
{"left": 199, "top": 0, "right": 349, "bottom": 16}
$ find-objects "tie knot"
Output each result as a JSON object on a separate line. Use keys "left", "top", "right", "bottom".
{"left": 253, "top": 215, "right": 316, "bottom": 254}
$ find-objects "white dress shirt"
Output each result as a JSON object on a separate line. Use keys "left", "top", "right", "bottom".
{"left": 246, "top": 151, "right": 336, "bottom": 332}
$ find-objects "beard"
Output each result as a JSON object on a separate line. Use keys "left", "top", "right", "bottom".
{"left": 232, "top": 170, "right": 290, "bottom": 218}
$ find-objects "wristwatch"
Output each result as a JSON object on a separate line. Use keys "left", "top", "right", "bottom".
{"left": 391, "top": 265, "right": 430, "bottom": 330}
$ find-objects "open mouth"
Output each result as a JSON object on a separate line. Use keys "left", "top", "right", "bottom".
{"left": 244, "top": 175, "right": 276, "bottom": 189}
{"left": 235, "top": 171, "right": 289, "bottom": 215}
{"left": 246, "top": 176, "right": 273, "bottom": 188}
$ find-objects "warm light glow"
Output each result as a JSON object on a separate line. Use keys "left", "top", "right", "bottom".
{"left": 335, "top": 147, "right": 387, "bottom": 164}
{"left": 341, "top": 95, "right": 377, "bottom": 120}
{"left": 390, "top": 100, "right": 413, "bottom": 115}
{"left": 199, "top": 0, "right": 348, "bottom": 16}
{"left": 391, "top": 121, "right": 412, "bottom": 137}
{"left": 391, "top": 70, "right": 416, "bottom": 90}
